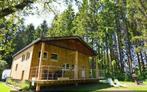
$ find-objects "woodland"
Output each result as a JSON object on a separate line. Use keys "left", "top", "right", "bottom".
{"left": 0, "top": 0, "right": 147, "bottom": 80}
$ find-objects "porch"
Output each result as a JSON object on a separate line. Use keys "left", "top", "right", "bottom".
{"left": 30, "top": 65, "right": 104, "bottom": 81}
{"left": 29, "top": 65, "right": 104, "bottom": 87}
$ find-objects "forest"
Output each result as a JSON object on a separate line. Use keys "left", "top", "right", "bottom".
{"left": 0, "top": 0, "right": 147, "bottom": 81}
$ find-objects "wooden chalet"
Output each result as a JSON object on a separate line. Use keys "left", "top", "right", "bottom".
{"left": 10, "top": 36, "right": 100, "bottom": 91}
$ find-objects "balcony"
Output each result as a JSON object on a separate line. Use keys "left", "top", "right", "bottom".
{"left": 29, "top": 65, "right": 104, "bottom": 81}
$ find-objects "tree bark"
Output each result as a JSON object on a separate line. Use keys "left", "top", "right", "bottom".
{"left": 137, "top": 52, "right": 142, "bottom": 75}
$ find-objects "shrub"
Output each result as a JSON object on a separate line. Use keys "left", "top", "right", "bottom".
{"left": 6, "top": 78, "right": 31, "bottom": 91}
{"left": 6, "top": 77, "right": 14, "bottom": 85}
{"left": 20, "top": 80, "right": 31, "bottom": 91}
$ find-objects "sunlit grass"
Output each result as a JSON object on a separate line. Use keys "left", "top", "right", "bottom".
{"left": 97, "top": 81, "right": 147, "bottom": 91}
{"left": 0, "top": 82, "right": 11, "bottom": 92}
{"left": 41, "top": 81, "right": 147, "bottom": 91}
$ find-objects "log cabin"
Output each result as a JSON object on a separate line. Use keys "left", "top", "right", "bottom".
{"left": 10, "top": 36, "right": 99, "bottom": 91}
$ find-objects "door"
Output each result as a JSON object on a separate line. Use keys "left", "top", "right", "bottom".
{"left": 21, "top": 70, "right": 25, "bottom": 80}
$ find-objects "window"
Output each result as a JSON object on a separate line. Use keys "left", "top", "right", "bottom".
{"left": 71, "top": 64, "right": 74, "bottom": 69}
{"left": 66, "top": 64, "right": 70, "bottom": 69}
{"left": 38, "top": 51, "right": 48, "bottom": 60}
{"left": 26, "top": 52, "right": 30, "bottom": 60}
{"left": 43, "top": 52, "right": 48, "bottom": 59}
{"left": 15, "top": 64, "right": 18, "bottom": 71}
{"left": 62, "top": 64, "right": 70, "bottom": 70}
{"left": 51, "top": 54, "right": 58, "bottom": 60}
{"left": 22, "top": 55, "right": 25, "bottom": 61}
{"left": 21, "top": 70, "right": 25, "bottom": 80}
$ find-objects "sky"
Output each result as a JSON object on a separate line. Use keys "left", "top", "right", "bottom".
{"left": 23, "top": 0, "right": 78, "bottom": 28}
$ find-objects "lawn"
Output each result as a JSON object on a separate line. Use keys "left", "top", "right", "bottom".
{"left": 41, "top": 81, "right": 147, "bottom": 92}
{"left": 0, "top": 81, "right": 147, "bottom": 92}
{"left": 98, "top": 81, "right": 147, "bottom": 91}
{"left": 0, "top": 82, "right": 11, "bottom": 92}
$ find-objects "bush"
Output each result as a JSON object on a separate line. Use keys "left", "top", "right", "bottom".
{"left": 6, "top": 77, "right": 14, "bottom": 85}
{"left": 6, "top": 78, "right": 31, "bottom": 91}
{"left": 20, "top": 80, "right": 30, "bottom": 90}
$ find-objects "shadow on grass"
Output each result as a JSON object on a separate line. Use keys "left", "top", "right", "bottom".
{"left": 40, "top": 82, "right": 111, "bottom": 92}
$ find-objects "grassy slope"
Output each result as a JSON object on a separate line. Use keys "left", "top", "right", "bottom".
{"left": 41, "top": 81, "right": 147, "bottom": 92}
{"left": 98, "top": 81, "right": 147, "bottom": 91}
{"left": 1, "top": 81, "right": 147, "bottom": 92}
{"left": 0, "top": 82, "right": 11, "bottom": 92}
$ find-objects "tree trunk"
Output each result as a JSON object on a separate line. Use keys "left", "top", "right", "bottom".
{"left": 136, "top": 52, "right": 142, "bottom": 75}
{"left": 140, "top": 51, "right": 145, "bottom": 73}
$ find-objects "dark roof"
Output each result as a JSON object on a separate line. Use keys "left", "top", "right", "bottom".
{"left": 13, "top": 36, "right": 97, "bottom": 57}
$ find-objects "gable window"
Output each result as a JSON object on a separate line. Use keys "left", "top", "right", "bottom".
{"left": 38, "top": 51, "right": 48, "bottom": 60}
{"left": 51, "top": 54, "right": 58, "bottom": 61}
{"left": 15, "top": 64, "right": 18, "bottom": 71}
{"left": 22, "top": 55, "right": 25, "bottom": 61}
{"left": 26, "top": 52, "right": 30, "bottom": 60}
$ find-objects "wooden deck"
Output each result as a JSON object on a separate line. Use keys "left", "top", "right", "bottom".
{"left": 36, "top": 78, "right": 99, "bottom": 86}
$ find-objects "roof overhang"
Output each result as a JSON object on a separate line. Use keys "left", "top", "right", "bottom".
{"left": 13, "top": 36, "right": 97, "bottom": 57}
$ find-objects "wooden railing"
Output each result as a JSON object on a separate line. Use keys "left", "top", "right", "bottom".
{"left": 29, "top": 65, "right": 105, "bottom": 80}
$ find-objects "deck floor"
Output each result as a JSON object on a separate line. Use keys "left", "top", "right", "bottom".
{"left": 36, "top": 78, "right": 99, "bottom": 86}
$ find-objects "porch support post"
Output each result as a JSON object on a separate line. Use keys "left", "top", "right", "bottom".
{"left": 36, "top": 42, "right": 45, "bottom": 91}
{"left": 74, "top": 51, "right": 78, "bottom": 80}
{"left": 94, "top": 57, "right": 99, "bottom": 79}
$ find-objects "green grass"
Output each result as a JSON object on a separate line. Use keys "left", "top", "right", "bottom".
{"left": 41, "top": 81, "right": 147, "bottom": 92}
{"left": 1, "top": 81, "right": 147, "bottom": 92}
{"left": 0, "top": 82, "right": 11, "bottom": 92}
{"left": 98, "top": 81, "right": 147, "bottom": 91}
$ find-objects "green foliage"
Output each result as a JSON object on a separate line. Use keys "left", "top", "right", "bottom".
{"left": 0, "top": 0, "right": 146, "bottom": 81}
{"left": 20, "top": 80, "right": 30, "bottom": 90}
{"left": 0, "top": 60, "right": 8, "bottom": 79}
{"left": 6, "top": 78, "right": 31, "bottom": 91}
{"left": 48, "top": 5, "right": 75, "bottom": 37}
{"left": 0, "top": 17, "right": 17, "bottom": 67}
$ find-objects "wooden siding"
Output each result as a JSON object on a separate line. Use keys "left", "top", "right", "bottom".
{"left": 30, "top": 42, "right": 90, "bottom": 80}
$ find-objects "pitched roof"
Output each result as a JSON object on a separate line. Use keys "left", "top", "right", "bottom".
{"left": 13, "top": 36, "right": 97, "bottom": 57}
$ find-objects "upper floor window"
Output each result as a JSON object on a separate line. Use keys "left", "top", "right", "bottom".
{"left": 51, "top": 53, "right": 58, "bottom": 61}
{"left": 38, "top": 51, "right": 48, "bottom": 60}
{"left": 22, "top": 54, "right": 25, "bottom": 61}
{"left": 26, "top": 52, "right": 30, "bottom": 60}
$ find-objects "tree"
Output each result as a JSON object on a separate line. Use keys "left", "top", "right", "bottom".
{"left": 0, "top": 0, "right": 34, "bottom": 18}
{"left": 48, "top": 5, "right": 75, "bottom": 37}
{"left": 0, "top": 60, "right": 8, "bottom": 79}
{"left": 35, "top": 20, "right": 49, "bottom": 38}
{"left": 0, "top": 17, "right": 17, "bottom": 67}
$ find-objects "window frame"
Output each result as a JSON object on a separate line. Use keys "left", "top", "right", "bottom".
{"left": 22, "top": 54, "right": 25, "bottom": 62}
{"left": 26, "top": 52, "right": 30, "bottom": 60}
{"left": 38, "top": 51, "right": 48, "bottom": 60}
{"left": 43, "top": 51, "right": 48, "bottom": 60}
{"left": 50, "top": 53, "right": 58, "bottom": 61}
{"left": 62, "top": 64, "right": 70, "bottom": 70}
